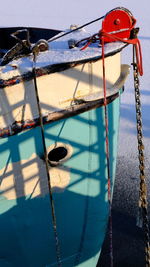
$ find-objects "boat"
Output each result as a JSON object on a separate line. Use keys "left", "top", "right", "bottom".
{"left": 0, "top": 7, "right": 142, "bottom": 267}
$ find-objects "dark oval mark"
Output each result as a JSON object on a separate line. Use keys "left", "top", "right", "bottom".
{"left": 48, "top": 146, "right": 68, "bottom": 162}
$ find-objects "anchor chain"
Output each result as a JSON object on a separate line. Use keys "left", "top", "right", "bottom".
{"left": 132, "top": 45, "right": 150, "bottom": 267}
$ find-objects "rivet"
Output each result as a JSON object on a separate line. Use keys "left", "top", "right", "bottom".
{"left": 114, "top": 19, "right": 120, "bottom": 25}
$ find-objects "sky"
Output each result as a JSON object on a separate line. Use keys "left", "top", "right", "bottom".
{"left": 0, "top": 0, "right": 150, "bottom": 159}
{"left": 0, "top": 1, "right": 149, "bottom": 31}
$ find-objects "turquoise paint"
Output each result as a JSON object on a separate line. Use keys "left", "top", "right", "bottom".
{"left": 0, "top": 95, "right": 120, "bottom": 267}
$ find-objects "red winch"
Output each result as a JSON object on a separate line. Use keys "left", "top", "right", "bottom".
{"left": 79, "top": 7, "right": 143, "bottom": 76}
{"left": 100, "top": 7, "right": 136, "bottom": 42}
{"left": 100, "top": 7, "right": 143, "bottom": 76}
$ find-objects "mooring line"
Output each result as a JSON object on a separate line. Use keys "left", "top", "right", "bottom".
{"left": 47, "top": 15, "right": 104, "bottom": 43}
{"left": 101, "top": 36, "right": 113, "bottom": 267}
{"left": 32, "top": 51, "right": 62, "bottom": 267}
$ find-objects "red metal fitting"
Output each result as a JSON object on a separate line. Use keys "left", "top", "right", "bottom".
{"left": 100, "top": 8, "right": 136, "bottom": 43}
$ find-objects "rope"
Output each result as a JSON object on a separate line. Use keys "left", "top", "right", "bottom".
{"left": 100, "top": 31, "right": 143, "bottom": 76}
{"left": 47, "top": 15, "right": 104, "bottom": 43}
{"left": 101, "top": 36, "right": 113, "bottom": 267}
{"left": 79, "top": 28, "right": 143, "bottom": 76}
{"left": 32, "top": 51, "right": 62, "bottom": 267}
{"left": 30, "top": 16, "right": 145, "bottom": 267}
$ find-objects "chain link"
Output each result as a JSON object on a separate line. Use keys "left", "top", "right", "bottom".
{"left": 133, "top": 45, "right": 150, "bottom": 267}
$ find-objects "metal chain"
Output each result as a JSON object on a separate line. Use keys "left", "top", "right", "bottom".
{"left": 132, "top": 45, "right": 150, "bottom": 267}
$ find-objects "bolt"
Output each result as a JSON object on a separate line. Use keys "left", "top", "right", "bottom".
{"left": 114, "top": 19, "right": 120, "bottom": 25}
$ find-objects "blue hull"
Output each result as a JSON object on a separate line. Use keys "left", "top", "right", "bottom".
{"left": 0, "top": 95, "right": 121, "bottom": 267}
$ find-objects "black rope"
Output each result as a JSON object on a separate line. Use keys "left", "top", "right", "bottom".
{"left": 32, "top": 51, "right": 62, "bottom": 267}
{"left": 47, "top": 15, "right": 104, "bottom": 43}
{"left": 101, "top": 37, "right": 113, "bottom": 267}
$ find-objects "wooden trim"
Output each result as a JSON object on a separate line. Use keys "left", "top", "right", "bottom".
{"left": 0, "top": 90, "right": 121, "bottom": 138}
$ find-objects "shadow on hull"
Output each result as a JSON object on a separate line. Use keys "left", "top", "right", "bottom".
{"left": 0, "top": 98, "right": 120, "bottom": 266}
